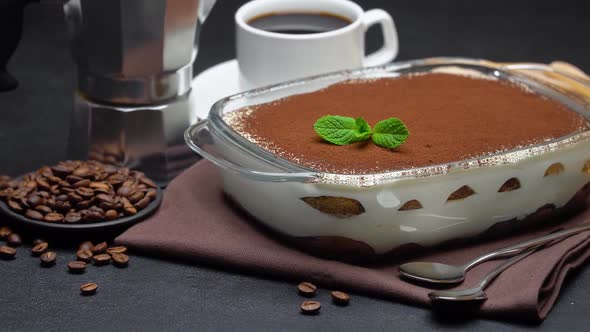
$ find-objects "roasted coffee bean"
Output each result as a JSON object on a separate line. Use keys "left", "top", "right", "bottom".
{"left": 0, "top": 189, "right": 11, "bottom": 199}
{"left": 44, "top": 213, "right": 64, "bottom": 223}
{"left": 37, "top": 191, "right": 50, "bottom": 198}
{"left": 27, "top": 195, "right": 43, "bottom": 207}
{"left": 95, "top": 197, "right": 111, "bottom": 206}
{"left": 76, "top": 200, "right": 92, "bottom": 209}
{"left": 73, "top": 167, "right": 93, "bottom": 178}
{"left": 7, "top": 233, "right": 22, "bottom": 247}
{"left": 25, "top": 209, "right": 44, "bottom": 220}
{"left": 55, "top": 200, "right": 72, "bottom": 212}
{"left": 80, "top": 282, "right": 98, "bottom": 295}
{"left": 121, "top": 197, "right": 137, "bottom": 215}
{"left": 0, "top": 174, "right": 12, "bottom": 184}
{"left": 78, "top": 241, "right": 94, "bottom": 251}
{"left": 68, "top": 261, "right": 87, "bottom": 274}
{"left": 67, "top": 192, "right": 83, "bottom": 203}
{"left": 56, "top": 194, "right": 69, "bottom": 202}
{"left": 73, "top": 179, "right": 91, "bottom": 188}
{"left": 50, "top": 185, "right": 61, "bottom": 195}
{"left": 35, "top": 178, "right": 51, "bottom": 190}
{"left": 65, "top": 175, "right": 83, "bottom": 184}
{"left": 76, "top": 249, "right": 93, "bottom": 263}
{"left": 92, "top": 242, "right": 107, "bottom": 254}
{"left": 108, "top": 174, "right": 126, "bottom": 187}
{"left": 83, "top": 211, "right": 103, "bottom": 222}
{"left": 116, "top": 184, "right": 133, "bottom": 197}
{"left": 95, "top": 193, "right": 114, "bottom": 204}
{"left": 297, "top": 282, "right": 317, "bottom": 297}
{"left": 64, "top": 212, "right": 82, "bottom": 223}
{"left": 75, "top": 187, "right": 94, "bottom": 198}
{"left": 146, "top": 189, "right": 157, "bottom": 200}
{"left": 46, "top": 175, "right": 61, "bottom": 184}
{"left": 34, "top": 205, "right": 52, "bottom": 214}
{"left": 330, "top": 291, "right": 350, "bottom": 305}
{"left": 300, "top": 301, "right": 321, "bottom": 315}
{"left": 7, "top": 200, "right": 23, "bottom": 212}
{"left": 0, "top": 245, "right": 16, "bottom": 259}
{"left": 134, "top": 196, "right": 150, "bottom": 210}
{"left": 61, "top": 187, "right": 75, "bottom": 194}
{"left": 106, "top": 246, "right": 127, "bottom": 255}
{"left": 105, "top": 209, "right": 118, "bottom": 220}
{"left": 31, "top": 242, "right": 49, "bottom": 256}
{"left": 139, "top": 177, "right": 157, "bottom": 189}
{"left": 128, "top": 191, "right": 145, "bottom": 204}
{"left": 89, "top": 182, "right": 110, "bottom": 191}
{"left": 93, "top": 253, "right": 111, "bottom": 266}
{"left": 0, "top": 226, "right": 13, "bottom": 239}
{"left": 51, "top": 165, "right": 73, "bottom": 177}
{"left": 32, "top": 238, "right": 45, "bottom": 246}
{"left": 40, "top": 251, "right": 57, "bottom": 267}
{"left": 111, "top": 253, "right": 129, "bottom": 267}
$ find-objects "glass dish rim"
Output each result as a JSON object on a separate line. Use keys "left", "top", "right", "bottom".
{"left": 196, "top": 57, "right": 590, "bottom": 186}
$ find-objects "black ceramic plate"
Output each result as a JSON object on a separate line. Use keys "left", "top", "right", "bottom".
{"left": 0, "top": 187, "right": 163, "bottom": 231}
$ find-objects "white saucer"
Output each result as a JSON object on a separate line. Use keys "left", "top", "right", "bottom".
{"left": 189, "top": 59, "right": 241, "bottom": 122}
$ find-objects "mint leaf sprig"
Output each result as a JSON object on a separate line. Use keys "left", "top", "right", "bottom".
{"left": 313, "top": 115, "right": 409, "bottom": 149}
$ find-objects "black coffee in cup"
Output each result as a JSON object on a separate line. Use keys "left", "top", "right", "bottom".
{"left": 247, "top": 12, "right": 352, "bottom": 34}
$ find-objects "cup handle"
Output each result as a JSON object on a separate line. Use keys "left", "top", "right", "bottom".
{"left": 361, "top": 9, "right": 399, "bottom": 67}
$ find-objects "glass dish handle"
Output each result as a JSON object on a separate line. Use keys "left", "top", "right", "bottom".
{"left": 184, "top": 120, "right": 319, "bottom": 183}
{"left": 501, "top": 62, "right": 590, "bottom": 103}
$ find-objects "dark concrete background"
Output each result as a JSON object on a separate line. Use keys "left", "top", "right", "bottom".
{"left": 1, "top": 0, "right": 589, "bottom": 330}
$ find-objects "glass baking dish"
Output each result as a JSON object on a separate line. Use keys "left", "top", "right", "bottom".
{"left": 185, "top": 57, "right": 590, "bottom": 261}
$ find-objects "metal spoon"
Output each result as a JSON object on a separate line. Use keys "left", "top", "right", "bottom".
{"left": 428, "top": 245, "right": 539, "bottom": 302}
{"left": 399, "top": 222, "right": 590, "bottom": 284}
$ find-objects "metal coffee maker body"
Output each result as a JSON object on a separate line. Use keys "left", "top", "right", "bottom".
{"left": 64, "top": 0, "right": 216, "bottom": 185}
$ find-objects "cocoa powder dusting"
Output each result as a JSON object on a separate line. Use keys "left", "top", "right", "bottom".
{"left": 227, "top": 73, "right": 587, "bottom": 174}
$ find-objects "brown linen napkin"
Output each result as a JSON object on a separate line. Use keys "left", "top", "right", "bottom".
{"left": 116, "top": 161, "right": 590, "bottom": 323}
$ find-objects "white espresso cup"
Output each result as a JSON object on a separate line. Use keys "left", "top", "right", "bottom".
{"left": 235, "top": 0, "right": 398, "bottom": 89}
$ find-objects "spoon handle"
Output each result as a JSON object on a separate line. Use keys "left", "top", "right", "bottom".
{"left": 476, "top": 245, "right": 540, "bottom": 290}
{"left": 465, "top": 222, "right": 590, "bottom": 271}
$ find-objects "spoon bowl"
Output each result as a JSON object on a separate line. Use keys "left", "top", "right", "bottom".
{"left": 399, "top": 262, "right": 466, "bottom": 284}
{"left": 429, "top": 288, "right": 488, "bottom": 302}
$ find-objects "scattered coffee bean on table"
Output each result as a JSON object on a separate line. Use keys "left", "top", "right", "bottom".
{"left": 111, "top": 253, "right": 129, "bottom": 267}
{"left": 300, "top": 301, "right": 321, "bottom": 315}
{"left": 93, "top": 253, "right": 111, "bottom": 266}
{"left": 31, "top": 242, "right": 49, "bottom": 256}
{"left": 76, "top": 249, "right": 93, "bottom": 263}
{"left": 297, "top": 282, "right": 317, "bottom": 297}
{"left": 67, "top": 261, "right": 87, "bottom": 274}
{"left": 80, "top": 282, "right": 98, "bottom": 295}
{"left": 79, "top": 241, "right": 94, "bottom": 251}
{"left": 40, "top": 251, "right": 57, "bottom": 267}
{"left": 0, "top": 226, "right": 12, "bottom": 239}
{"left": 92, "top": 241, "right": 107, "bottom": 254}
{"left": 106, "top": 246, "right": 127, "bottom": 255}
{"left": 6, "top": 233, "right": 22, "bottom": 247}
{"left": 0, "top": 245, "right": 16, "bottom": 260}
{"left": 330, "top": 291, "right": 350, "bottom": 306}
{"left": 0, "top": 160, "right": 159, "bottom": 224}
{"left": 32, "top": 238, "right": 45, "bottom": 246}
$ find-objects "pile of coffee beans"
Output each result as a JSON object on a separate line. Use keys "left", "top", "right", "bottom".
{"left": 296, "top": 281, "right": 350, "bottom": 315}
{"left": 0, "top": 160, "right": 158, "bottom": 224}
{"left": 0, "top": 225, "right": 130, "bottom": 296}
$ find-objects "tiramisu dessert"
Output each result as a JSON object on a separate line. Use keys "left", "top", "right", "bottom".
{"left": 226, "top": 73, "right": 587, "bottom": 174}
{"left": 199, "top": 67, "right": 590, "bottom": 261}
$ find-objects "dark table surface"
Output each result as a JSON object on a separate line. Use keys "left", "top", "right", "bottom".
{"left": 1, "top": 0, "right": 590, "bottom": 330}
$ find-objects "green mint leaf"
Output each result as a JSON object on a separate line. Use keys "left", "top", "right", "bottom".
{"left": 372, "top": 118, "right": 409, "bottom": 149}
{"left": 354, "top": 117, "right": 373, "bottom": 142}
{"left": 313, "top": 115, "right": 372, "bottom": 145}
